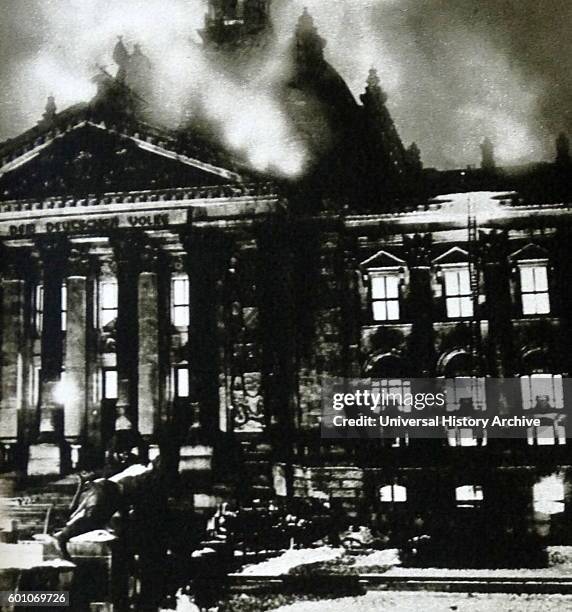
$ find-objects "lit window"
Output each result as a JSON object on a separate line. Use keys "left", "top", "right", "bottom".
{"left": 520, "top": 375, "right": 563, "bottom": 411}
{"left": 33, "top": 284, "right": 67, "bottom": 332}
{"left": 520, "top": 264, "right": 550, "bottom": 315}
{"left": 103, "top": 369, "right": 118, "bottom": 400}
{"left": 175, "top": 366, "right": 189, "bottom": 398}
{"left": 533, "top": 474, "right": 565, "bottom": 515}
{"left": 172, "top": 275, "right": 190, "bottom": 327}
{"left": 443, "top": 267, "right": 473, "bottom": 318}
{"left": 445, "top": 377, "right": 486, "bottom": 412}
{"left": 371, "top": 272, "right": 400, "bottom": 321}
{"left": 379, "top": 484, "right": 407, "bottom": 503}
{"left": 34, "top": 285, "right": 43, "bottom": 333}
{"left": 455, "top": 485, "right": 483, "bottom": 508}
{"left": 100, "top": 281, "right": 118, "bottom": 327}
{"left": 371, "top": 378, "right": 412, "bottom": 413}
{"left": 61, "top": 284, "right": 67, "bottom": 331}
{"left": 447, "top": 428, "right": 486, "bottom": 447}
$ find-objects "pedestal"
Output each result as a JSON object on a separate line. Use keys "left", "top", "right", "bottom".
{"left": 27, "top": 443, "right": 62, "bottom": 476}
{"left": 68, "top": 531, "right": 128, "bottom": 611}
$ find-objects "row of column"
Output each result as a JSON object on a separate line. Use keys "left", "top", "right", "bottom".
{"left": 0, "top": 234, "right": 177, "bottom": 471}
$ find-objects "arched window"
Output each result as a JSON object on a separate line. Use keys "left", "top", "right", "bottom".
{"left": 366, "top": 354, "right": 410, "bottom": 446}
{"left": 439, "top": 351, "right": 486, "bottom": 446}
{"left": 520, "top": 351, "right": 565, "bottom": 445}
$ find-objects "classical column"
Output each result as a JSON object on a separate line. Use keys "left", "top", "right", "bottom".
{"left": 180, "top": 228, "right": 229, "bottom": 440}
{"left": 404, "top": 234, "right": 435, "bottom": 376}
{"left": 137, "top": 244, "right": 161, "bottom": 438}
{"left": 63, "top": 247, "right": 91, "bottom": 451}
{"left": 111, "top": 232, "right": 142, "bottom": 427}
{"left": 0, "top": 251, "right": 29, "bottom": 462}
{"left": 29, "top": 239, "right": 68, "bottom": 475}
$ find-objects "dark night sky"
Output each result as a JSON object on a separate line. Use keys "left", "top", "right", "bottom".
{"left": 0, "top": 0, "right": 571, "bottom": 171}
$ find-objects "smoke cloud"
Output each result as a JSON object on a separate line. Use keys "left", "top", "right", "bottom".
{"left": 0, "top": 0, "right": 570, "bottom": 170}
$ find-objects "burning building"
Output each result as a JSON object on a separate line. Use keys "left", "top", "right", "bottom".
{"left": 1, "top": 0, "right": 572, "bottom": 559}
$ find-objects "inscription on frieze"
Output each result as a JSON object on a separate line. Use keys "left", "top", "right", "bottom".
{"left": 4, "top": 211, "right": 182, "bottom": 237}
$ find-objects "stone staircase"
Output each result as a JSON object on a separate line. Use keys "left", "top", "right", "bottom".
{"left": 0, "top": 474, "right": 76, "bottom": 542}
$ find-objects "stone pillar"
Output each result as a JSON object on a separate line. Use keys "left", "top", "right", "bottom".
{"left": 137, "top": 245, "right": 161, "bottom": 438}
{"left": 404, "top": 234, "right": 435, "bottom": 376}
{"left": 111, "top": 232, "right": 142, "bottom": 428}
{"left": 0, "top": 254, "right": 28, "bottom": 458}
{"left": 180, "top": 229, "right": 229, "bottom": 441}
{"left": 29, "top": 239, "right": 68, "bottom": 476}
{"left": 63, "top": 248, "right": 91, "bottom": 447}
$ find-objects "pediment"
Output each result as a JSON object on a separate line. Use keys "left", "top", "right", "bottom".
{"left": 509, "top": 243, "right": 549, "bottom": 262}
{"left": 360, "top": 249, "right": 405, "bottom": 269}
{"left": 432, "top": 246, "right": 469, "bottom": 265}
{"left": 0, "top": 116, "right": 242, "bottom": 201}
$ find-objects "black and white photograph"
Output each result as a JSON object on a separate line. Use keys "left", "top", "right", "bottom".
{"left": 0, "top": 1, "right": 572, "bottom": 610}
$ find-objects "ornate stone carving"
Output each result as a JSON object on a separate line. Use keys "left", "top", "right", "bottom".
{"left": 404, "top": 233, "right": 432, "bottom": 268}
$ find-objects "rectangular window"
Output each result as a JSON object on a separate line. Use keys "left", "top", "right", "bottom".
{"left": 455, "top": 485, "right": 483, "bottom": 508}
{"left": 61, "top": 284, "right": 67, "bottom": 331}
{"left": 100, "top": 281, "right": 118, "bottom": 328}
{"left": 34, "top": 284, "right": 67, "bottom": 332}
{"left": 172, "top": 276, "right": 190, "bottom": 328}
{"left": 379, "top": 484, "right": 407, "bottom": 503}
{"left": 372, "top": 378, "right": 412, "bottom": 413}
{"left": 102, "top": 369, "right": 118, "bottom": 400}
{"left": 371, "top": 272, "right": 400, "bottom": 321}
{"left": 443, "top": 267, "right": 473, "bottom": 318}
{"left": 520, "top": 374, "right": 563, "bottom": 411}
{"left": 34, "top": 284, "right": 43, "bottom": 334}
{"left": 175, "top": 366, "right": 190, "bottom": 398}
{"left": 520, "top": 264, "right": 550, "bottom": 315}
{"left": 445, "top": 377, "right": 487, "bottom": 412}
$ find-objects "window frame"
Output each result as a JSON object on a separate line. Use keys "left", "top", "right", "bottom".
{"left": 99, "top": 279, "right": 118, "bottom": 329}
{"left": 518, "top": 261, "right": 550, "bottom": 316}
{"left": 379, "top": 484, "right": 407, "bottom": 503}
{"left": 102, "top": 368, "right": 118, "bottom": 400}
{"left": 441, "top": 263, "right": 474, "bottom": 319}
{"left": 369, "top": 268, "right": 402, "bottom": 323}
{"left": 171, "top": 274, "right": 190, "bottom": 328}
{"left": 174, "top": 364, "right": 190, "bottom": 399}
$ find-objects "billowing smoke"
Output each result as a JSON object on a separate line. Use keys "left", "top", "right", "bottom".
{"left": 0, "top": 0, "right": 570, "bottom": 170}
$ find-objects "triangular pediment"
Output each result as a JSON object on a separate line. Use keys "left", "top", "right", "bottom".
{"left": 509, "top": 243, "right": 549, "bottom": 262}
{"left": 432, "top": 246, "right": 469, "bottom": 265}
{"left": 0, "top": 114, "right": 242, "bottom": 201}
{"left": 360, "top": 249, "right": 405, "bottom": 269}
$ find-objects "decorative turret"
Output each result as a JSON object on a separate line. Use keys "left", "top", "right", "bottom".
{"left": 405, "top": 142, "right": 423, "bottom": 174}
{"left": 556, "top": 132, "right": 571, "bottom": 167}
{"left": 41, "top": 95, "right": 57, "bottom": 125}
{"left": 361, "top": 68, "right": 388, "bottom": 106}
{"left": 360, "top": 68, "right": 408, "bottom": 183}
{"left": 480, "top": 137, "right": 496, "bottom": 171}
{"left": 294, "top": 7, "right": 326, "bottom": 69}
{"left": 113, "top": 36, "right": 130, "bottom": 81}
{"left": 200, "top": 0, "right": 271, "bottom": 48}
